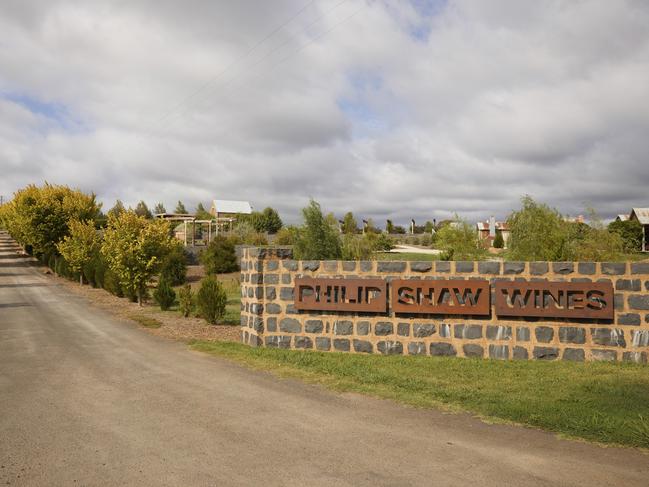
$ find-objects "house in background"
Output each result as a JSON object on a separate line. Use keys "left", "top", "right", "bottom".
{"left": 210, "top": 199, "right": 253, "bottom": 232}
{"left": 629, "top": 208, "right": 649, "bottom": 252}
{"left": 476, "top": 217, "right": 510, "bottom": 248}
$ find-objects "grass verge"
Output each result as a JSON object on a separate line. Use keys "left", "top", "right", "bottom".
{"left": 375, "top": 252, "right": 439, "bottom": 261}
{"left": 190, "top": 340, "right": 649, "bottom": 449}
{"left": 129, "top": 314, "right": 163, "bottom": 328}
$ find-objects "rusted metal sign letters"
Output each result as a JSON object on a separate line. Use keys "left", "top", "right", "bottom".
{"left": 294, "top": 278, "right": 387, "bottom": 312}
{"left": 494, "top": 281, "right": 614, "bottom": 319}
{"left": 391, "top": 279, "right": 490, "bottom": 315}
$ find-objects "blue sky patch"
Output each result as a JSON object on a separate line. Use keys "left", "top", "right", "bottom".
{"left": 2, "top": 91, "right": 89, "bottom": 134}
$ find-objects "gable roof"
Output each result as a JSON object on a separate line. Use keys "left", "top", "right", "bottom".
{"left": 630, "top": 208, "right": 649, "bottom": 225}
{"left": 211, "top": 199, "right": 252, "bottom": 215}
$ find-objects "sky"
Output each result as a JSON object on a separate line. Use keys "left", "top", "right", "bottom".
{"left": 1, "top": 0, "right": 648, "bottom": 226}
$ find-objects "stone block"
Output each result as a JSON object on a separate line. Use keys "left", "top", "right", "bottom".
{"left": 513, "top": 346, "right": 528, "bottom": 360}
{"left": 267, "top": 317, "right": 277, "bottom": 333}
{"left": 489, "top": 345, "right": 509, "bottom": 359}
{"left": 454, "top": 324, "right": 482, "bottom": 339}
{"left": 408, "top": 342, "right": 427, "bottom": 355}
{"left": 533, "top": 347, "right": 559, "bottom": 360}
{"left": 315, "top": 337, "right": 331, "bottom": 351}
{"left": 264, "top": 274, "right": 279, "bottom": 285}
{"left": 504, "top": 262, "right": 525, "bottom": 274}
{"left": 279, "top": 318, "right": 301, "bottom": 333}
{"left": 377, "top": 341, "right": 403, "bottom": 355}
{"left": 342, "top": 261, "right": 357, "bottom": 272}
{"left": 615, "top": 293, "right": 624, "bottom": 311}
{"left": 486, "top": 325, "right": 511, "bottom": 340}
{"left": 616, "top": 279, "right": 641, "bottom": 291}
{"left": 455, "top": 261, "right": 474, "bottom": 273}
{"left": 252, "top": 318, "right": 264, "bottom": 333}
{"left": 516, "top": 327, "right": 530, "bottom": 342}
{"left": 305, "top": 320, "right": 323, "bottom": 334}
{"left": 302, "top": 261, "right": 320, "bottom": 271}
{"left": 397, "top": 322, "right": 410, "bottom": 337}
{"left": 413, "top": 323, "right": 436, "bottom": 337}
{"left": 622, "top": 351, "right": 647, "bottom": 364}
{"left": 562, "top": 348, "right": 585, "bottom": 361}
{"left": 294, "top": 336, "right": 313, "bottom": 349}
{"left": 529, "top": 262, "right": 548, "bottom": 275}
{"left": 250, "top": 303, "right": 264, "bottom": 316}
{"left": 463, "top": 344, "right": 484, "bottom": 358}
{"left": 375, "top": 322, "right": 394, "bottom": 336}
{"left": 281, "top": 274, "right": 292, "bottom": 285}
{"left": 591, "top": 349, "right": 617, "bottom": 361}
{"left": 280, "top": 287, "right": 294, "bottom": 301}
{"left": 266, "top": 260, "right": 279, "bottom": 271}
{"left": 617, "top": 313, "right": 641, "bottom": 326}
{"left": 435, "top": 261, "right": 451, "bottom": 273}
{"left": 552, "top": 262, "right": 573, "bottom": 274}
{"left": 430, "top": 342, "right": 457, "bottom": 356}
{"left": 334, "top": 320, "right": 353, "bottom": 335}
{"left": 577, "top": 262, "right": 596, "bottom": 275}
{"left": 478, "top": 261, "right": 501, "bottom": 274}
{"left": 377, "top": 261, "right": 406, "bottom": 273}
{"left": 356, "top": 321, "right": 370, "bottom": 335}
{"left": 360, "top": 261, "right": 374, "bottom": 272}
{"left": 353, "top": 339, "right": 373, "bottom": 353}
{"left": 323, "top": 261, "right": 338, "bottom": 272}
{"left": 265, "top": 287, "right": 276, "bottom": 300}
{"left": 535, "top": 326, "right": 554, "bottom": 343}
{"left": 265, "top": 303, "right": 282, "bottom": 314}
{"left": 630, "top": 262, "right": 649, "bottom": 274}
{"left": 559, "top": 327, "right": 586, "bottom": 344}
{"left": 250, "top": 273, "right": 263, "bottom": 284}
{"left": 601, "top": 262, "right": 626, "bottom": 275}
{"left": 628, "top": 295, "right": 649, "bottom": 310}
{"left": 410, "top": 261, "right": 433, "bottom": 272}
{"left": 591, "top": 328, "right": 626, "bottom": 347}
{"left": 333, "top": 339, "right": 350, "bottom": 352}
{"left": 265, "top": 336, "right": 291, "bottom": 349}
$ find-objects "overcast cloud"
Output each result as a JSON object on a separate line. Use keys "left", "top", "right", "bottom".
{"left": 1, "top": 0, "right": 648, "bottom": 225}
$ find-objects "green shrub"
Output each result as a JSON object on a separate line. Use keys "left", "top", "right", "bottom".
{"left": 103, "top": 268, "right": 123, "bottom": 297}
{"left": 178, "top": 284, "right": 193, "bottom": 317}
{"left": 153, "top": 276, "right": 176, "bottom": 311}
{"left": 274, "top": 226, "right": 299, "bottom": 245}
{"left": 47, "top": 253, "right": 56, "bottom": 272}
{"left": 94, "top": 256, "right": 107, "bottom": 289}
{"left": 200, "top": 235, "right": 239, "bottom": 274}
{"left": 608, "top": 219, "right": 643, "bottom": 253}
{"left": 293, "top": 200, "right": 341, "bottom": 260}
{"left": 493, "top": 231, "right": 504, "bottom": 249}
{"left": 196, "top": 276, "right": 227, "bottom": 324}
{"left": 160, "top": 244, "right": 187, "bottom": 285}
{"left": 435, "top": 219, "right": 486, "bottom": 261}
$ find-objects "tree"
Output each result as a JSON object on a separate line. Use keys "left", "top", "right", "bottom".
{"left": 341, "top": 212, "right": 358, "bottom": 234}
{"left": 134, "top": 201, "right": 152, "bottom": 219}
{"left": 386, "top": 219, "right": 395, "bottom": 234}
{"left": 274, "top": 226, "right": 299, "bottom": 245}
{"left": 493, "top": 231, "right": 504, "bottom": 249}
{"left": 196, "top": 276, "right": 227, "bottom": 324}
{"left": 195, "top": 202, "right": 212, "bottom": 220}
{"left": 56, "top": 220, "right": 101, "bottom": 285}
{"left": 108, "top": 200, "right": 125, "bottom": 219}
{"left": 261, "top": 207, "right": 282, "bottom": 233}
{"left": 175, "top": 200, "right": 187, "bottom": 214}
{"left": 101, "top": 211, "right": 175, "bottom": 305}
{"left": 608, "top": 219, "right": 643, "bottom": 253}
{"left": 423, "top": 221, "right": 435, "bottom": 233}
{"left": 506, "top": 196, "right": 568, "bottom": 261}
{"left": 153, "top": 202, "right": 166, "bottom": 215}
{"left": 434, "top": 218, "right": 486, "bottom": 260}
{"left": 153, "top": 276, "right": 176, "bottom": 311}
{"left": 160, "top": 242, "right": 188, "bottom": 285}
{"left": 178, "top": 284, "right": 193, "bottom": 317}
{"left": 1, "top": 183, "right": 101, "bottom": 258}
{"left": 200, "top": 235, "right": 239, "bottom": 274}
{"left": 293, "top": 200, "right": 342, "bottom": 260}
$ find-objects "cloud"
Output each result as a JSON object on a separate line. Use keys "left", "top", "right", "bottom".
{"left": 1, "top": 0, "right": 648, "bottom": 225}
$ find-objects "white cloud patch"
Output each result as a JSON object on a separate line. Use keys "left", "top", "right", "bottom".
{"left": 1, "top": 0, "right": 648, "bottom": 224}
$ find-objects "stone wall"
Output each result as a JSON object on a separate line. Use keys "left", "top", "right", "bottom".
{"left": 239, "top": 248, "right": 649, "bottom": 363}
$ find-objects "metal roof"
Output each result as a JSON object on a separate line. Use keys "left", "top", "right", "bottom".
{"left": 211, "top": 199, "right": 252, "bottom": 215}
{"left": 616, "top": 214, "right": 629, "bottom": 221}
{"left": 631, "top": 208, "right": 649, "bottom": 225}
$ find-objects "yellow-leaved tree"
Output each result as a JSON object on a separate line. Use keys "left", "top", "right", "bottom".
{"left": 56, "top": 220, "right": 100, "bottom": 285}
{"left": 101, "top": 211, "right": 174, "bottom": 305}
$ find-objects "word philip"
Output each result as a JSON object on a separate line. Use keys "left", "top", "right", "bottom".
{"left": 294, "top": 278, "right": 386, "bottom": 312}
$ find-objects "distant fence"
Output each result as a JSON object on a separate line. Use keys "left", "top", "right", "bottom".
{"left": 239, "top": 248, "right": 649, "bottom": 364}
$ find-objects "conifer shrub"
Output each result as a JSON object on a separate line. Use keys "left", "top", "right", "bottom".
{"left": 196, "top": 276, "right": 227, "bottom": 324}
{"left": 200, "top": 236, "right": 239, "bottom": 274}
{"left": 178, "top": 284, "right": 193, "bottom": 318}
{"left": 160, "top": 244, "right": 187, "bottom": 285}
{"left": 153, "top": 276, "right": 176, "bottom": 311}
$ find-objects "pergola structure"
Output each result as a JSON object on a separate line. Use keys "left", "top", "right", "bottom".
{"left": 154, "top": 213, "right": 234, "bottom": 247}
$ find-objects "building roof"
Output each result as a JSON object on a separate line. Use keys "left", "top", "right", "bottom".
{"left": 211, "top": 199, "right": 252, "bottom": 215}
{"left": 616, "top": 214, "right": 630, "bottom": 222}
{"left": 476, "top": 221, "right": 509, "bottom": 231}
{"left": 630, "top": 208, "right": 649, "bottom": 225}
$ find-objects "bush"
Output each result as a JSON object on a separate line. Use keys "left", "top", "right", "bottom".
{"left": 103, "top": 268, "right": 123, "bottom": 297}
{"left": 200, "top": 235, "right": 239, "bottom": 274}
{"left": 153, "top": 277, "right": 176, "bottom": 311}
{"left": 196, "top": 276, "right": 227, "bottom": 324}
{"left": 608, "top": 219, "right": 643, "bottom": 253}
{"left": 94, "top": 257, "right": 107, "bottom": 289}
{"left": 293, "top": 200, "right": 342, "bottom": 260}
{"left": 435, "top": 219, "right": 486, "bottom": 261}
{"left": 493, "top": 231, "right": 504, "bottom": 249}
{"left": 178, "top": 284, "right": 193, "bottom": 317}
{"left": 160, "top": 244, "right": 187, "bottom": 285}
{"left": 274, "top": 226, "right": 299, "bottom": 245}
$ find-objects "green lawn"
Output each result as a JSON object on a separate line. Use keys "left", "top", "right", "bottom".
{"left": 375, "top": 252, "right": 439, "bottom": 261}
{"left": 190, "top": 340, "right": 649, "bottom": 449}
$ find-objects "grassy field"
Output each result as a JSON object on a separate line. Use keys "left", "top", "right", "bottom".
{"left": 190, "top": 340, "right": 649, "bottom": 449}
{"left": 375, "top": 252, "right": 439, "bottom": 261}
